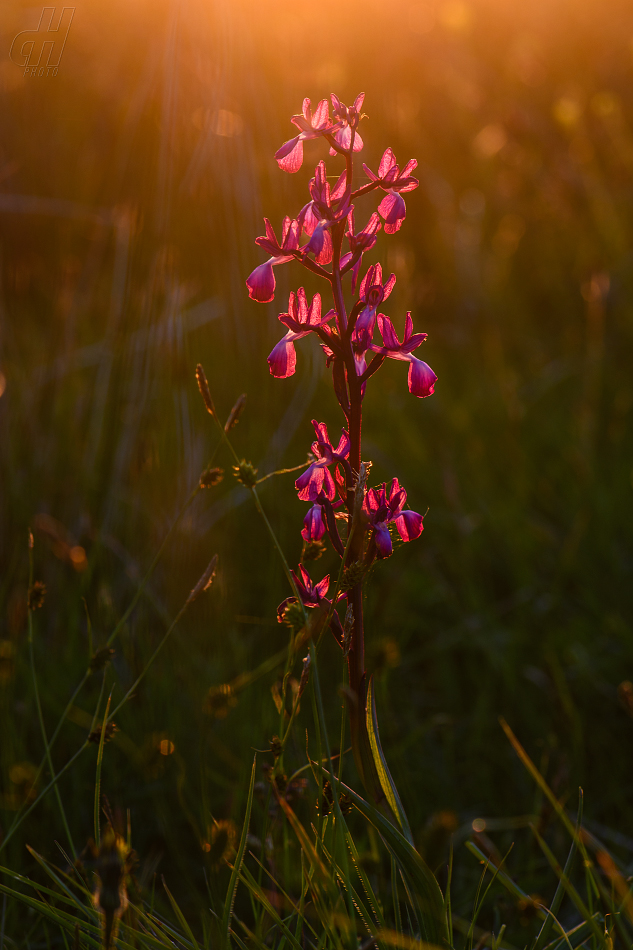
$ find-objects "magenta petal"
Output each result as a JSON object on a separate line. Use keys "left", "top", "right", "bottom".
{"left": 314, "top": 574, "right": 330, "bottom": 600}
{"left": 314, "top": 229, "right": 333, "bottom": 265}
{"left": 378, "top": 148, "right": 396, "bottom": 178}
{"left": 302, "top": 503, "right": 326, "bottom": 541}
{"left": 275, "top": 137, "right": 304, "bottom": 173}
{"left": 395, "top": 510, "right": 424, "bottom": 542}
{"left": 246, "top": 260, "right": 275, "bottom": 303}
{"left": 333, "top": 429, "right": 350, "bottom": 458}
{"left": 322, "top": 467, "right": 336, "bottom": 500}
{"left": 378, "top": 192, "right": 406, "bottom": 234}
{"left": 408, "top": 358, "right": 437, "bottom": 398}
{"left": 377, "top": 314, "right": 400, "bottom": 350}
{"left": 313, "top": 98, "right": 329, "bottom": 127}
{"left": 295, "top": 465, "right": 324, "bottom": 502}
{"left": 362, "top": 162, "right": 378, "bottom": 182}
{"left": 374, "top": 522, "right": 393, "bottom": 558}
{"left": 268, "top": 337, "right": 297, "bottom": 379}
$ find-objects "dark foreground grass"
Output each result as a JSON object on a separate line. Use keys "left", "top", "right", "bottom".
{"left": 1, "top": 0, "right": 633, "bottom": 944}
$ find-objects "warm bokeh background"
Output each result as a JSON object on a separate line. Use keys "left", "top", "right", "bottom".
{"left": 2, "top": 0, "right": 633, "bottom": 932}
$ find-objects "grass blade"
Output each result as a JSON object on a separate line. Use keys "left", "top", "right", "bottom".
{"left": 531, "top": 792, "right": 583, "bottom": 950}
{"left": 324, "top": 770, "right": 450, "bottom": 948}
{"left": 221, "top": 756, "right": 257, "bottom": 950}
{"left": 529, "top": 822, "right": 608, "bottom": 948}
{"left": 163, "top": 878, "right": 201, "bottom": 949}
{"left": 366, "top": 677, "right": 413, "bottom": 845}
{"left": 94, "top": 691, "right": 112, "bottom": 847}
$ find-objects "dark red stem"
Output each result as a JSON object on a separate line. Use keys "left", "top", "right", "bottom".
{"left": 328, "top": 139, "right": 369, "bottom": 781}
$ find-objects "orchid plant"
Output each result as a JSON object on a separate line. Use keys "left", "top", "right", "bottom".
{"left": 246, "top": 93, "right": 437, "bottom": 821}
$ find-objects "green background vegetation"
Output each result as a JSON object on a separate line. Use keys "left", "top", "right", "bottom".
{"left": 1, "top": 0, "right": 633, "bottom": 942}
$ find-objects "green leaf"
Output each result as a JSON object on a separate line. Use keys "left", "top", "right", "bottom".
{"left": 324, "top": 771, "right": 450, "bottom": 948}
{"left": 276, "top": 792, "right": 354, "bottom": 950}
{"left": 366, "top": 677, "right": 413, "bottom": 845}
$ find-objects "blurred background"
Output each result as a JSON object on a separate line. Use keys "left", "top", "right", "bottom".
{"left": 1, "top": 0, "right": 633, "bottom": 932}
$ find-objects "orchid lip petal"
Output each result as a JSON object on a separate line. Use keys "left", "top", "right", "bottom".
{"left": 408, "top": 358, "right": 437, "bottom": 398}
{"left": 246, "top": 260, "right": 275, "bottom": 302}
{"left": 267, "top": 336, "right": 297, "bottom": 378}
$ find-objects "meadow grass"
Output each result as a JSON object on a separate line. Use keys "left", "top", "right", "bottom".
{"left": 1, "top": 0, "right": 633, "bottom": 944}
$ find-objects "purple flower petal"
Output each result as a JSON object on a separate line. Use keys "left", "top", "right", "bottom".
{"left": 302, "top": 503, "right": 326, "bottom": 541}
{"left": 408, "top": 358, "right": 437, "bottom": 398}
{"left": 246, "top": 260, "right": 275, "bottom": 303}
{"left": 374, "top": 522, "right": 393, "bottom": 558}
{"left": 378, "top": 192, "right": 407, "bottom": 234}
{"left": 268, "top": 336, "right": 297, "bottom": 378}
{"left": 395, "top": 509, "right": 424, "bottom": 542}
{"left": 275, "top": 136, "right": 304, "bottom": 173}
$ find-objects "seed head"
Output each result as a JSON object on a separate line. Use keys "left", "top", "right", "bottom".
{"left": 340, "top": 561, "right": 366, "bottom": 592}
{"left": 187, "top": 554, "right": 219, "bottom": 605}
{"left": 205, "top": 683, "right": 237, "bottom": 718}
{"left": 279, "top": 599, "right": 305, "bottom": 633}
{"left": 233, "top": 460, "right": 258, "bottom": 487}
{"left": 269, "top": 735, "right": 283, "bottom": 759}
{"left": 90, "top": 826, "right": 132, "bottom": 950}
{"left": 90, "top": 648, "right": 115, "bottom": 672}
{"left": 203, "top": 819, "right": 237, "bottom": 869}
{"left": 88, "top": 722, "right": 118, "bottom": 745}
{"left": 301, "top": 539, "right": 326, "bottom": 562}
{"left": 27, "top": 581, "right": 46, "bottom": 611}
{"left": 199, "top": 466, "right": 224, "bottom": 488}
{"left": 225, "top": 393, "right": 247, "bottom": 431}
{"left": 195, "top": 364, "right": 216, "bottom": 417}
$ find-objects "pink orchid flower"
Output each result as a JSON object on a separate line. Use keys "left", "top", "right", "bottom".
{"left": 268, "top": 289, "right": 335, "bottom": 378}
{"left": 275, "top": 98, "right": 342, "bottom": 174}
{"left": 354, "top": 263, "right": 397, "bottom": 347}
{"left": 298, "top": 163, "right": 350, "bottom": 265}
{"left": 295, "top": 420, "right": 350, "bottom": 501}
{"left": 363, "top": 477, "right": 424, "bottom": 558}
{"left": 246, "top": 216, "right": 300, "bottom": 303}
{"left": 370, "top": 313, "right": 437, "bottom": 397}
{"left": 362, "top": 148, "right": 419, "bottom": 234}
{"left": 329, "top": 93, "right": 365, "bottom": 154}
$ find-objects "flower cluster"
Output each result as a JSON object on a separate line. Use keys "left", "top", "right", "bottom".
{"left": 246, "top": 93, "right": 434, "bottom": 670}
